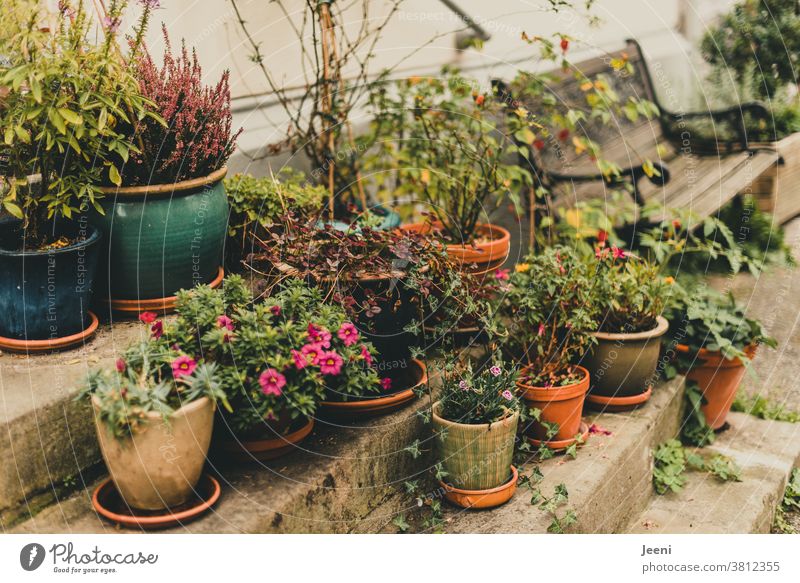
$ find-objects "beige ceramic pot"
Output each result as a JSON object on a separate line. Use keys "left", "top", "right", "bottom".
{"left": 93, "top": 396, "right": 215, "bottom": 511}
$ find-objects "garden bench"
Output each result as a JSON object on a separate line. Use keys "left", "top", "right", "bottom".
{"left": 496, "top": 39, "right": 782, "bottom": 226}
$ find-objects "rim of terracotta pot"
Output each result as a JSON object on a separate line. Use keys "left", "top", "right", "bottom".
{"left": 402, "top": 221, "right": 510, "bottom": 263}
{"left": 92, "top": 394, "right": 213, "bottom": 423}
{"left": 432, "top": 401, "right": 519, "bottom": 432}
{"left": 516, "top": 365, "right": 590, "bottom": 402}
{"left": 99, "top": 166, "right": 227, "bottom": 197}
{"left": 675, "top": 343, "right": 757, "bottom": 367}
{"left": 593, "top": 315, "right": 669, "bottom": 342}
{"left": 320, "top": 359, "right": 427, "bottom": 412}
{"left": 0, "top": 310, "right": 99, "bottom": 353}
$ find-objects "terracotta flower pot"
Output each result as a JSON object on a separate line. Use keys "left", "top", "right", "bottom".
{"left": 583, "top": 316, "right": 669, "bottom": 399}
{"left": 432, "top": 402, "right": 519, "bottom": 491}
{"left": 93, "top": 396, "right": 215, "bottom": 511}
{"left": 517, "top": 365, "right": 590, "bottom": 441}
{"left": 216, "top": 417, "right": 315, "bottom": 463}
{"left": 676, "top": 344, "right": 757, "bottom": 430}
{"left": 401, "top": 221, "right": 510, "bottom": 275}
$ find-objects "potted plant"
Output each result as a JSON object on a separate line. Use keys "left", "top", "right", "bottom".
{"left": 668, "top": 285, "right": 776, "bottom": 430}
{"left": 82, "top": 340, "right": 228, "bottom": 513}
{"left": 0, "top": 1, "right": 153, "bottom": 350}
{"left": 91, "top": 24, "right": 241, "bottom": 314}
{"left": 372, "top": 73, "right": 532, "bottom": 273}
{"left": 432, "top": 362, "right": 520, "bottom": 509}
{"left": 500, "top": 247, "right": 598, "bottom": 449}
{"left": 224, "top": 169, "right": 325, "bottom": 269}
{"left": 581, "top": 240, "right": 672, "bottom": 410}
{"left": 251, "top": 210, "right": 455, "bottom": 365}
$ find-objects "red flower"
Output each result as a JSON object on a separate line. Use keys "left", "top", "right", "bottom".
{"left": 495, "top": 268, "right": 510, "bottom": 281}
{"left": 151, "top": 320, "right": 163, "bottom": 339}
{"left": 301, "top": 342, "right": 326, "bottom": 366}
{"left": 259, "top": 368, "right": 286, "bottom": 396}
{"left": 672, "top": 218, "right": 681, "bottom": 230}
{"left": 270, "top": 305, "right": 281, "bottom": 317}
{"left": 533, "top": 139, "right": 545, "bottom": 151}
{"left": 217, "top": 315, "right": 234, "bottom": 331}
{"left": 115, "top": 358, "right": 126, "bottom": 373}
{"left": 558, "top": 128, "right": 570, "bottom": 141}
{"left": 319, "top": 351, "right": 344, "bottom": 376}
{"left": 307, "top": 323, "right": 332, "bottom": 348}
{"left": 360, "top": 344, "right": 373, "bottom": 367}
{"left": 139, "top": 311, "right": 157, "bottom": 324}
{"left": 171, "top": 355, "right": 197, "bottom": 378}
{"left": 595, "top": 247, "right": 609, "bottom": 260}
{"left": 597, "top": 229, "right": 608, "bottom": 244}
{"left": 291, "top": 349, "right": 308, "bottom": 370}
{"left": 381, "top": 377, "right": 393, "bottom": 391}
{"left": 474, "top": 94, "right": 485, "bottom": 106}
{"left": 337, "top": 322, "right": 360, "bottom": 347}
{"left": 612, "top": 246, "right": 626, "bottom": 259}
{"left": 560, "top": 37, "right": 569, "bottom": 53}
{"left": 537, "top": 323, "right": 545, "bottom": 336}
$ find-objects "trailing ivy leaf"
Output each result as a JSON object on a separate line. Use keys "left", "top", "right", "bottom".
{"left": 392, "top": 514, "right": 410, "bottom": 532}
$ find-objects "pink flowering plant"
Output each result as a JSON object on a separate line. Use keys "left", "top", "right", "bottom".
{"left": 498, "top": 247, "right": 598, "bottom": 387}
{"left": 438, "top": 362, "right": 520, "bottom": 425}
{"left": 153, "top": 275, "right": 382, "bottom": 435}
{"left": 81, "top": 341, "right": 227, "bottom": 440}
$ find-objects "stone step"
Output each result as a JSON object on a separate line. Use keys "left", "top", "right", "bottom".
{"left": 627, "top": 412, "right": 800, "bottom": 534}
{"left": 0, "top": 321, "right": 143, "bottom": 528}
{"left": 444, "top": 377, "right": 686, "bottom": 533}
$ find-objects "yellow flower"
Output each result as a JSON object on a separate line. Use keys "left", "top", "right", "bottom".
{"left": 515, "top": 263, "right": 530, "bottom": 273}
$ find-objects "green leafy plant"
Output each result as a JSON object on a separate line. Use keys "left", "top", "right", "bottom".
{"left": 145, "top": 275, "right": 382, "bottom": 435}
{"left": 0, "top": 0, "right": 158, "bottom": 247}
{"left": 681, "top": 382, "right": 716, "bottom": 448}
{"left": 774, "top": 468, "right": 800, "bottom": 533}
{"left": 81, "top": 341, "right": 228, "bottom": 440}
{"left": 653, "top": 439, "right": 742, "bottom": 495}
{"left": 498, "top": 246, "right": 598, "bottom": 386}
{"left": 732, "top": 391, "right": 800, "bottom": 423}
{"left": 438, "top": 362, "right": 520, "bottom": 425}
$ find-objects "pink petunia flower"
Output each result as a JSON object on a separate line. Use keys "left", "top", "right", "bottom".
{"left": 490, "top": 366, "right": 502, "bottom": 377}
{"left": 139, "top": 311, "right": 157, "bottom": 324}
{"left": 307, "top": 323, "right": 332, "bottom": 348}
{"left": 171, "top": 355, "right": 197, "bottom": 378}
{"left": 217, "top": 315, "right": 234, "bottom": 331}
{"left": 151, "top": 320, "right": 163, "bottom": 339}
{"left": 115, "top": 358, "right": 126, "bottom": 373}
{"left": 318, "top": 351, "right": 344, "bottom": 375}
{"left": 360, "top": 344, "right": 373, "bottom": 367}
{"left": 291, "top": 349, "right": 308, "bottom": 370}
{"left": 494, "top": 269, "right": 510, "bottom": 281}
{"left": 301, "top": 342, "right": 326, "bottom": 365}
{"left": 337, "top": 322, "right": 359, "bottom": 346}
{"left": 612, "top": 246, "right": 626, "bottom": 259}
{"left": 502, "top": 390, "right": 514, "bottom": 401}
{"left": 259, "top": 368, "right": 286, "bottom": 396}
{"left": 381, "top": 377, "right": 393, "bottom": 391}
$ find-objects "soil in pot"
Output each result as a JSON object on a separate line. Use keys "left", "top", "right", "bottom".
{"left": 517, "top": 365, "right": 589, "bottom": 442}
{"left": 93, "top": 396, "right": 215, "bottom": 511}
{"left": 401, "top": 221, "right": 510, "bottom": 275}
{"left": 582, "top": 316, "right": 669, "bottom": 404}
{"left": 432, "top": 401, "right": 519, "bottom": 491}
{"left": 91, "top": 167, "right": 228, "bottom": 305}
{"left": 677, "top": 344, "right": 757, "bottom": 430}
{"left": 319, "top": 358, "right": 427, "bottom": 419}
{"left": 0, "top": 218, "right": 101, "bottom": 346}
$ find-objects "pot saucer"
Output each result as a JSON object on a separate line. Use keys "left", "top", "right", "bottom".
{"left": 99, "top": 266, "right": 224, "bottom": 315}
{"left": 527, "top": 421, "right": 590, "bottom": 452}
{"left": 92, "top": 474, "right": 221, "bottom": 530}
{"left": 0, "top": 311, "right": 99, "bottom": 353}
{"left": 319, "top": 359, "right": 427, "bottom": 419}
{"left": 220, "top": 418, "right": 314, "bottom": 462}
{"left": 586, "top": 386, "right": 653, "bottom": 412}
{"left": 440, "top": 466, "right": 518, "bottom": 509}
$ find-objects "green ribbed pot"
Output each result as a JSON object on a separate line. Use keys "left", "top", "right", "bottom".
{"left": 90, "top": 167, "right": 228, "bottom": 301}
{"left": 432, "top": 401, "right": 518, "bottom": 490}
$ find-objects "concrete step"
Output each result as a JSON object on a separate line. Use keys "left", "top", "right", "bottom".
{"left": 0, "top": 321, "right": 143, "bottom": 528}
{"left": 442, "top": 377, "right": 687, "bottom": 533}
{"left": 627, "top": 412, "right": 800, "bottom": 534}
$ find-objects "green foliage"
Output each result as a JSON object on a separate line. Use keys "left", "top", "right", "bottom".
{"left": 362, "top": 70, "right": 532, "bottom": 243}
{"left": 0, "top": 0, "right": 158, "bottom": 245}
{"left": 732, "top": 391, "right": 800, "bottom": 423}
{"left": 527, "top": 482, "right": 578, "bottom": 533}
{"left": 774, "top": 469, "right": 800, "bottom": 533}
{"left": 681, "top": 382, "right": 716, "bottom": 448}
{"left": 498, "top": 246, "right": 598, "bottom": 385}
{"left": 653, "top": 439, "right": 742, "bottom": 496}
{"left": 159, "top": 275, "right": 381, "bottom": 434}
{"left": 224, "top": 170, "right": 325, "bottom": 241}
{"left": 438, "top": 362, "right": 519, "bottom": 425}
{"left": 81, "top": 342, "right": 227, "bottom": 440}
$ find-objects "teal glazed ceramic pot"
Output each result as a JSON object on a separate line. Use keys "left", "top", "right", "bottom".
{"left": 91, "top": 167, "right": 228, "bottom": 302}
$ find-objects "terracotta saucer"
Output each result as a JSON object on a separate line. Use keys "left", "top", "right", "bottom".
{"left": 220, "top": 418, "right": 314, "bottom": 462}
{"left": 0, "top": 311, "right": 99, "bottom": 353}
{"left": 440, "top": 466, "right": 518, "bottom": 509}
{"left": 586, "top": 386, "right": 653, "bottom": 413}
{"left": 319, "top": 359, "right": 427, "bottom": 419}
{"left": 527, "top": 421, "right": 590, "bottom": 452}
{"left": 92, "top": 474, "right": 221, "bottom": 530}
{"left": 99, "top": 266, "right": 225, "bottom": 315}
